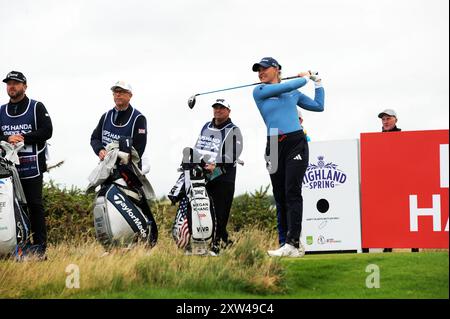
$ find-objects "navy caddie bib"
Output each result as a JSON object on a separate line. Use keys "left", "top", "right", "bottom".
{"left": 0, "top": 99, "right": 41, "bottom": 178}
{"left": 194, "top": 121, "right": 237, "bottom": 164}
{"left": 101, "top": 106, "right": 142, "bottom": 147}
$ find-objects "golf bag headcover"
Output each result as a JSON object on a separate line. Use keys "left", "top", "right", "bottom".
{"left": 171, "top": 196, "right": 190, "bottom": 248}
{"left": 0, "top": 143, "right": 31, "bottom": 257}
{"left": 87, "top": 140, "right": 156, "bottom": 200}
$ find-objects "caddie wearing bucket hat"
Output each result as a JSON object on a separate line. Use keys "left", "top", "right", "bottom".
{"left": 90, "top": 80, "right": 147, "bottom": 166}
{"left": 0, "top": 70, "right": 53, "bottom": 260}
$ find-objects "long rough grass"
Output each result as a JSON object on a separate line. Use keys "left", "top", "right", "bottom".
{"left": 1, "top": 228, "right": 447, "bottom": 299}
{"left": 0, "top": 228, "right": 284, "bottom": 298}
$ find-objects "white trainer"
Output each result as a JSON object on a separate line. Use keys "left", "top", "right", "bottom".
{"left": 267, "top": 243, "right": 304, "bottom": 258}
{"left": 208, "top": 250, "right": 218, "bottom": 257}
{"left": 298, "top": 241, "right": 305, "bottom": 257}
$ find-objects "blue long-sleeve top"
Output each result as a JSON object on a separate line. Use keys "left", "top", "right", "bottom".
{"left": 252, "top": 78, "right": 325, "bottom": 136}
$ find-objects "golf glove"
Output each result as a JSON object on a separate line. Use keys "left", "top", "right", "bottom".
{"left": 308, "top": 70, "right": 323, "bottom": 88}
{"left": 308, "top": 71, "right": 321, "bottom": 82}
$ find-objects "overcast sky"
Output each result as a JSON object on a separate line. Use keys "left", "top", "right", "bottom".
{"left": 1, "top": 0, "right": 448, "bottom": 197}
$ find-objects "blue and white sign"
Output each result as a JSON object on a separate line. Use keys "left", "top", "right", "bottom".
{"left": 303, "top": 155, "right": 348, "bottom": 190}
{"left": 301, "top": 139, "right": 362, "bottom": 252}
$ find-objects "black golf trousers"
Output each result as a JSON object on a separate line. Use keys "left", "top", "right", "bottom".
{"left": 266, "top": 130, "right": 308, "bottom": 248}
{"left": 21, "top": 176, "right": 47, "bottom": 250}
{"left": 206, "top": 180, "right": 235, "bottom": 246}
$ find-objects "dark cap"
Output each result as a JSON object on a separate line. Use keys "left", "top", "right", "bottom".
{"left": 3, "top": 71, "right": 27, "bottom": 84}
{"left": 252, "top": 57, "right": 282, "bottom": 72}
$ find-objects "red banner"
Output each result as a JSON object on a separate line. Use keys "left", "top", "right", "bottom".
{"left": 360, "top": 130, "right": 449, "bottom": 248}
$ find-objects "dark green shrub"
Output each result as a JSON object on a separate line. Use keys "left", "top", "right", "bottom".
{"left": 42, "top": 181, "right": 277, "bottom": 243}
{"left": 43, "top": 181, "right": 95, "bottom": 243}
{"left": 229, "top": 185, "right": 277, "bottom": 231}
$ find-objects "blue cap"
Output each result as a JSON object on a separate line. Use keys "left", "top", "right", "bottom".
{"left": 252, "top": 57, "right": 282, "bottom": 72}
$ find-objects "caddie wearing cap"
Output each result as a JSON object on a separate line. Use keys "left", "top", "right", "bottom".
{"left": 0, "top": 71, "right": 53, "bottom": 260}
{"left": 90, "top": 81, "right": 147, "bottom": 167}
{"left": 192, "top": 98, "right": 243, "bottom": 254}
{"left": 251, "top": 57, "right": 325, "bottom": 257}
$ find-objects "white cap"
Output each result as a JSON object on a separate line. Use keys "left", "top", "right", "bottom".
{"left": 298, "top": 109, "right": 303, "bottom": 119}
{"left": 111, "top": 80, "right": 132, "bottom": 93}
{"left": 212, "top": 98, "right": 231, "bottom": 110}
{"left": 378, "top": 109, "right": 397, "bottom": 118}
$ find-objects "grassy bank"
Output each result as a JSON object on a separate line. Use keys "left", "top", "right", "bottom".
{"left": 0, "top": 229, "right": 284, "bottom": 298}
{"left": 0, "top": 229, "right": 447, "bottom": 299}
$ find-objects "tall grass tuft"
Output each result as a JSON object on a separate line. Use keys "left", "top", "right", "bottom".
{"left": 0, "top": 228, "right": 285, "bottom": 298}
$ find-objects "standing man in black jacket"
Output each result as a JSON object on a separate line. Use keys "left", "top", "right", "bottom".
{"left": 377, "top": 109, "right": 419, "bottom": 253}
{"left": 193, "top": 98, "right": 243, "bottom": 254}
{"left": 0, "top": 71, "right": 53, "bottom": 260}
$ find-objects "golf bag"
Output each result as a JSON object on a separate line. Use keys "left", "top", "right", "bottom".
{"left": 88, "top": 138, "right": 158, "bottom": 248}
{"left": 0, "top": 155, "right": 31, "bottom": 257}
{"left": 169, "top": 147, "right": 216, "bottom": 255}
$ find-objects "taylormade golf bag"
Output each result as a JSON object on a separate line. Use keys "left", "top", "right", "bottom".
{"left": 88, "top": 138, "right": 157, "bottom": 248}
{"left": 169, "top": 147, "right": 216, "bottom": 255}
{"left": 0, "top": 155, "right": 31, "bottom": 257}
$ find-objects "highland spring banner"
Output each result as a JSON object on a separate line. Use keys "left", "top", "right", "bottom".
{"left": 301, "top": 139, "right": 362, "bottom": 252}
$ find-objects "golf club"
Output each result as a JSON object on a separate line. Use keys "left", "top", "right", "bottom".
{"left": 188, "top": 75, "right": 302, "bottom": 109}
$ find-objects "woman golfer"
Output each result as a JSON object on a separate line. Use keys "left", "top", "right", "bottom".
{"left": 252, "top": 57, "right": 325, "bottom": 257}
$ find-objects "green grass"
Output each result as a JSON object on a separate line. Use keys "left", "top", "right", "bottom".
{"left": 67, "top": 252, "right": 449, "bottom": 299}
{"left": 280, "top": 252, "right": 448, "bottom": 299}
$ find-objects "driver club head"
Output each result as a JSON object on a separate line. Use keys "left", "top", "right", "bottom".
{"left": 188, "top": 95, "right": 197, "bottom": 109}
